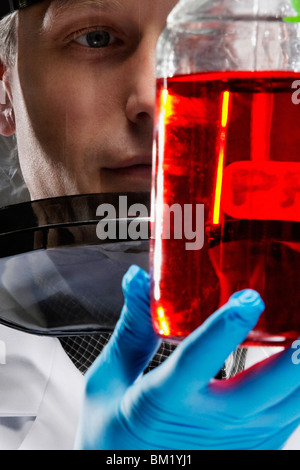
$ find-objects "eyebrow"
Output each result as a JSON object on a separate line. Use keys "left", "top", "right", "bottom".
{"left": 42, "top": 0, "right": 126, "bottom": 31}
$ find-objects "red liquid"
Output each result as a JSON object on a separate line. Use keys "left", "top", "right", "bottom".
{"left": 150, "top": 71, "right": 300, "bottom": 347}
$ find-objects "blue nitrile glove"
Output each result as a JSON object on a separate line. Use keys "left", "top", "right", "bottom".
{"left": 75, "top": 265, "right": 300, "bottom": 450}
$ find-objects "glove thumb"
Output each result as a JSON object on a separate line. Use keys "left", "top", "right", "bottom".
{"left": 85, "top": 265, "right": 161, "bottom": 397}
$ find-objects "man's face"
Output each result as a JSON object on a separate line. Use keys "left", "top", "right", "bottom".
{"left": 5, "top": 0, "right": 177, "bottom": 200}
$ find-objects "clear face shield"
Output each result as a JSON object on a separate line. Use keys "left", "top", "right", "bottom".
{"left": 0, "top": 0, "right": 178, "bottom": 374}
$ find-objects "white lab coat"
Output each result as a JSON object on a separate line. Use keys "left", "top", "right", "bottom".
{"left": 0, "top": 322, "right": 300, "bottom": 450}
{"left": 0, "top": 324, "right": 84, "bottom": 450}
{"left": 245, "top": 347, "right": 300, "bottom": 451}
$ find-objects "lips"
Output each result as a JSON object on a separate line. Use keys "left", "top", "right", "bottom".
{"left": 103, "top": 153, "right": 153, "bottom": 177}
{"left": 104, "top": 163, "right": 152, "bottom": 178}
{"left": 98, "top": 156, "right": 153, "bottom": 193}
{"left": 105, "top": 154, "right": 153, "bottom": 170}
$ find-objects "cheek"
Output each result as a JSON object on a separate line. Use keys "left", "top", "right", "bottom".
{"left": 13, "top": 64, "right": 67, "bottom": 148}
{"left": 64, "top": 81, "right": 118, "bottom": 132}
{"left": 19, "top": 67, "right": 120, "bottom": 149}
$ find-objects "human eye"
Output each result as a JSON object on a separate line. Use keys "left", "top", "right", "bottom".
{"left": 73, "top": 28, "right": 118, "bottom": 48}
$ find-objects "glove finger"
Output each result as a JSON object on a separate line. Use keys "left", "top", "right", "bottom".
{"left": 151, "top": 289, "right": 264, "bottom": 398}
{"left": 85, "top": 265, "right": 161, "bottom": 396}
{"left": 221, "top": 343, "right": 300, "bottom": 416}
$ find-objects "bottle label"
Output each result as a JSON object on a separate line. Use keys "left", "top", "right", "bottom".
{"left": 222, "top": 161, "right": 300, "bottom": 221}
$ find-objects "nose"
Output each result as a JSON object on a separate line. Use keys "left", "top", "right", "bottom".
{"left": 125, "top": 39, "right": 157, "bottom": 125}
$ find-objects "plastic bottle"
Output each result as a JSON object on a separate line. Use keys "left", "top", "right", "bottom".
{"left": 150, "top": 0, "right": 300, "bottom": 346}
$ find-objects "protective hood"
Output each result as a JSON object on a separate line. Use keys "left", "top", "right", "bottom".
{"left": 0, "top": 0, "right": 45, "bottom": 19}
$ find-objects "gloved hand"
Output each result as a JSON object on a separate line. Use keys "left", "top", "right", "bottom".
{"left": 75, "top": 265, "right": 300, "bottom": 450}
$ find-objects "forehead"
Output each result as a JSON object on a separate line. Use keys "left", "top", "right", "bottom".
{"left": 19, "top": 0, "right": 178, "bottom": 33}
{"left": 48, "top": 0, "right": 127, "bottom": 14}
{"left": 41, "top": 0, "right": 124, "bottom": 26}
{"left": 43, "top": 0, "right": 176, "bottom": 21}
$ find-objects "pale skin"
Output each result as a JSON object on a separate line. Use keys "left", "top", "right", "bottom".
{"left": 0, "top": 0, "right": 178, "bottom": 200}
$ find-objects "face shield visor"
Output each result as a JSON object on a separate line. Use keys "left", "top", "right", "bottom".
{"left": 0, "top": 1, "right": 151, "bottom": 339}
{"left": 1, "top": 0, "right": 133, "bottom": 337}
{"left": 0, "top": 0, "right": 181, "bottom": 374}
